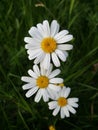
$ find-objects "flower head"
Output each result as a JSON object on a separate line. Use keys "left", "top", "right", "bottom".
{"left": 21, "top": 64, "right": 63, "bottom": 102}
{"left": 48, "top": 87, "right": 79, "bottom": 119}
{"left": 24, "top": 20, "right": 73, "bottom": 69}
{"left": 49, "top": 125, "right": 56, "bottom": 130}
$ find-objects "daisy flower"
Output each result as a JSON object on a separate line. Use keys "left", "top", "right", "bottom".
{"left": 48, "top": 87, "right": 79, "bottom": 119}
{"left": 49, "top": 125, "right": 56, "bottom": 130}
{"left": 24, "top": 20, "right": 73, "bottom": 69}
{"left": 21, "top": 64, "right": 63, "bottom": 102}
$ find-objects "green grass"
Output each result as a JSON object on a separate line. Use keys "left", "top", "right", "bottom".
{"left": 0, "top": 0, "right": 98, "bottom": 130}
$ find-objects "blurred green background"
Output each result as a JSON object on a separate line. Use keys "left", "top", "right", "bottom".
{"left": 0, "top": 0, "right": 98, "bottom": 130}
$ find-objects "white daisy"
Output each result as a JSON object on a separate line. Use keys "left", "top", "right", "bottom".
{"left": 48, "top": 87, "right": 79, "bottom": 119}
{"left": 24, "top": 20, "right": 73, "bottom": 69}
{"left": 21, "top": 64, "right": 63, "bottom": 102}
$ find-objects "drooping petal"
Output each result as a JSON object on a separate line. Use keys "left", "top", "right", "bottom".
{"left": 55, "top": 49, "right": 67, "bottom": 62}
{"left": 60, "top": 108, "right": 65, "bottom": 119}
{"left": 52, "top": 52, "right": 60, "bottom": 67}
{"left": 34, "top": 89, "right": 42, "bottom": 102}
{"left": 52, "top": 106, "right": 60, "bottom": 116}
{"left": 63, "top": 106, "right": 70, "bottom": 117}
{"left": 25, "top": 87, "right": 38, "bottom": 98}
{"left": 67, "top": 105, "right": 76, "bottom": 114}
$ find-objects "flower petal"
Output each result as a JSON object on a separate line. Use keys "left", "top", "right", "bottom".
{"left": 47, "top": 87, "right": 58, "bottom": 99}
{"left": 28, "top": 69, "right": 38, "bottom": 79}
{"left": 68, "top": 98, "right": 79, "bottom": 103}
{"left": 50, "top": 20, "right": 59, "bottom": 37}
{"left": 68, "top": 100, "right": 79, "bottom": 108}
{"left": 43, "top": 20, "right": 50, "bottom": 37}
{"left": 42, "top": 53, "right": 50, "bottom": 69}
{"left": 58, "top": 44, "right": 73, "bottom": 50}
{"left": 49, "top": 78, "right": 63, "bottom": 84}
{"left": 67, "top": 105, "right": 76, "bottom": 114}
{"left": 63, "top": 106, "right": 70, "bottom": 117}
{"left": 22, "top": 83, "right": 36, "bottom": 90}
{"left": 33, "top": 65, "right": 40, "bottom": 76}
{"left": 64, "top": 87, "right": 71, "bottom": 98}
{"left": 55, "top": 49, "right": 67, "bottom": 62}
{"left": 25, "top": 87, "right": 38, "bottom": 98}
{"left": 42, "top": 89, "right": 49, "bottom": 102}
{"left": 53, "top": 106, "right": 60, "bottom": 116}
{"left": 60, "top": 108, "right": 65, "bottom": 119}
{"left": 21, "top": 76, "right": 35, "bottom": 83}
{"left": 52, "top": 52, "right": 60, "bottom": 67}
{"left": 54, "top": 30, "right": 69, "bottom": 41}
{"left": 34, "top": 89, "right": 42, "bottom": 102}
{"left": 48, "top": 84, "right": 61, "bottom": 91}
{"left": 46, "top": 64, "right": 53, "bottom": 76}
{"left": 48, "top": 101, "right": 58, "bottom": 110}
{"left": 49, "top": 69, "right": 61, "bottom": 79}
{"left": 57, "top": 35, "right": 73, "bottom": 43}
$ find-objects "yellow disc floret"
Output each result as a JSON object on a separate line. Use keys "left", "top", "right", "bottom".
{"left": 58, "top": 97, "right": 67, "bottom": 107}
{"left": 49, "top": 125, "right": 56, "bottom": 130}
{"left": 41, "top": 37, "right": 57, "bottom": 53}
{"left": 36, "top": 76, "right": 49, "bottom": 88}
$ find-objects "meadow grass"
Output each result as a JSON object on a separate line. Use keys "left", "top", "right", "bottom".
{"left": 0, "top": 0, "right": 98, "bottom": 130}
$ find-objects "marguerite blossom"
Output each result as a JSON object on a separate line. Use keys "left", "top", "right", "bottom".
{"left": 48, "top": 87, "right": 79, "bottom": 119}
{"left": 21, "top": 64, "right": 63, "bottom": 102}
{"left": 24, "top": 20, "right": 73, "bottom": 69}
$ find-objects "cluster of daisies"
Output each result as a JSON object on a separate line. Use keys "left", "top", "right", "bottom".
{"left": 21, "top": 20, "right": 79, "bottom": 119}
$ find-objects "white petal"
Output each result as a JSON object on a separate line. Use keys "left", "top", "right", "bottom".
{"left": 34, "top": 52, "right": 45, "bottom": 64}
{"left": 67, "top": 105, "right": 76, "bottom": 114}
{"left": 34, "top": 89, "right": 42, "bottom": 102}
{"left": 21, "top": 76, "right": 35, "bottom": 83}
{"left": 55, "top": 49, "right": 67, "bottom": 62}
{"left": 63, "top": 106, "right": 70, "bottom": 117}
{"left": 22, "top": 83, "right": 36, "bottom": 90}
{"left": 52, "top": 52, "right": 60, "bottom": 67}
{"left": 24, "top": 37, "right": 40, "bottom": 45}
{"left": 28, "top": 69, "right": 38, "bottom": 79}
{"left": 68, "top": 98, "right": 79, "bottom": 103}
{"left": 57, "top": 35, "right": 73, "bottom": 43}
{"left": 29, "top": 26, "right": 42, "bottom": 40}
{"left": 47, "top": 87, "right": 58, "bottom": 99}
{"left": 54, "top": 30, "right": 69, "bottom": 40}
{"left": 63, "top": 87, "right": 71, "bottom": 98}
{"left": 50, "top": 20, "right": 59, "bottom": 37}
{"left": 25, "top": 87, "right": 38, "bottom": 98}
{"left": 48, "top": 101, "right": 57, "bottom": 110}
{"left": 27, "top": 48, "right": 41, "bottom": 55}
{"left": 53, "top": 106, "right": 60, "bottom": 116}
{"left": 42, "top": 89, "right": 49, "bottom": 102}
{"left": 58, "top": 44, "right": 73, "bottom": 50}
{"left": 49, "top": 78, "right": 63, "bottom": 84}
{"left": 28, "top": 49, "right": 43, "bottom": 60}
{"left": 33, "top": 65, "right": 40, "bottom": 76}
{"left": 46, "top": 64, "right": 53, "bottom": 76}
{"left": 49, "top": 69, "right": 61, "bottom": 79}
{"left": 68, "top": 100, "right": 79, "bottom": 108}
{"left": 43, "top": 20, "right": 50, "bottom": 36}
{"left": 42, "top": 53, "right": 50, "bottom": 69}
{"left": 40, "top": 63, "right": 47, "bottom": 75}
{"left": 37, "top": 23, "right": 45, "bottom": 37}
{"left": 60, "top": 87, "right": 66, "bottom": 97}
{"left": 48, "top": 84, "right": 61, "bottom": 91}
{"left": 60, "top": 108, "right": 65, "bottom": 119}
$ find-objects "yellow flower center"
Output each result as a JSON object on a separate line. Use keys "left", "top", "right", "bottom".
{"left": 58, "top": 97, "right": 67, "bottom": 107}
{"left": 36, "top": 76, "right": 49, "bottom": 88}
{"left": 41, "top": 37, "right": 57, "bottom": 53}
{"left": 49, "top": 125, "right": 56, "bottom": 130}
